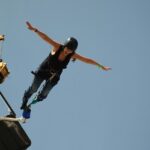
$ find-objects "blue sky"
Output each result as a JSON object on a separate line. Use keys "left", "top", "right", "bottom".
{"left": 0, "top": 0, "right": 150, "bottom": 150}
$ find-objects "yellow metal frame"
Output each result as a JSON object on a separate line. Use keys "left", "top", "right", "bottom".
{"left": 0, "top": 61, "right": 10, "bottom": 83}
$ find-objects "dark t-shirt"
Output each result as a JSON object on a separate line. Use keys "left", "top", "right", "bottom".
{"left": 35, "top": 45, "right": 73, "bottom": 79}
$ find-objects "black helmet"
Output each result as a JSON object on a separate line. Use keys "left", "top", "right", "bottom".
{"left": 64, "top": 37, "right": 78, "bottom": 52}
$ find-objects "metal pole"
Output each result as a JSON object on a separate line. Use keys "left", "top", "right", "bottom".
{"left": 0, "top": 91, "right": 16, "bottom": 116}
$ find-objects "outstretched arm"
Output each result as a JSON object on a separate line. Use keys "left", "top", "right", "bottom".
{"left": 72, "top": 53, "right": 111, "bottom": 71}
{"left": 26, "top": 21, "right": 60, "bottom": 49}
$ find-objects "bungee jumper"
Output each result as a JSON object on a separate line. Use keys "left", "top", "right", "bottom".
{"left": 21, "top": 21, "right": 111, "bottom": 119}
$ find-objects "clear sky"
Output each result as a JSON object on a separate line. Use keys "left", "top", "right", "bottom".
{"left": 0, "top": 0, "right": 150, "bottom": 150}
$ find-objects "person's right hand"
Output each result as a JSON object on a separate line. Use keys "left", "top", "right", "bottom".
{"left": 26, "top": 21, "right": 36, "bottom": 31}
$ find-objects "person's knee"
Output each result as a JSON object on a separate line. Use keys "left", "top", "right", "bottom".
{"left": 36, "top": 93, "right": 47, "bottom": 102}
{"left": 30, "top": 85, "right": 38, "bottom": 93}
{"left": 23, "top": 86, "right": 38, "bottom": 99}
